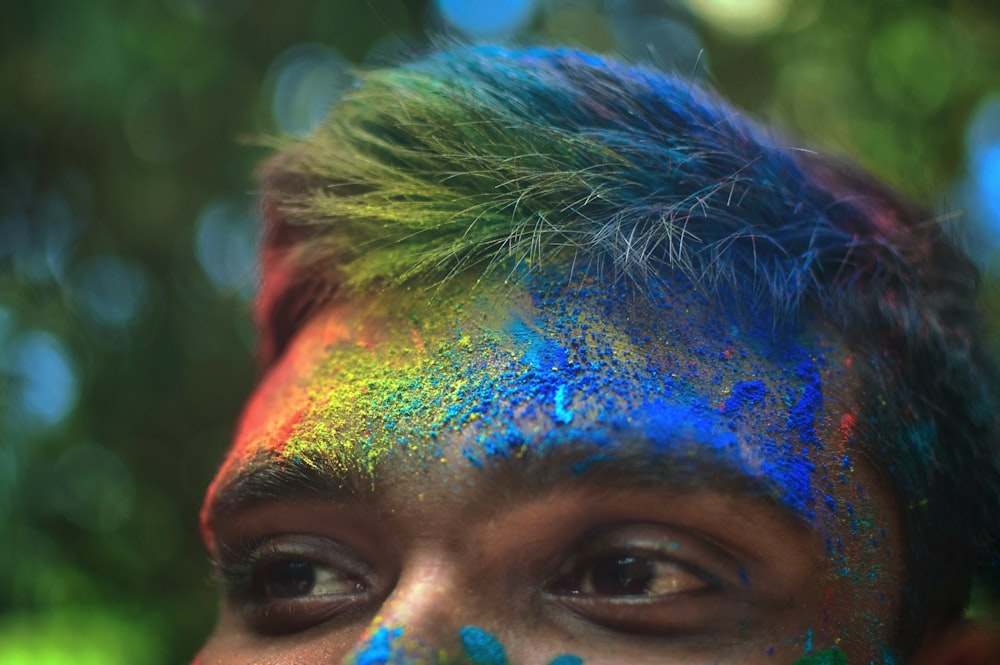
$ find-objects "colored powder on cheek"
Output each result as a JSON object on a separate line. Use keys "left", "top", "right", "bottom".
{"left": 459, "top": 626, "right": 509, "bottom": 665}
{"left": 351, "top": 626, "right": 404, "bottom": 665}
{"left": 548, "top": 656, "right": 584, "bottom": 665}
{"left": 789, "top": 648, "right": 846, "bottom": 664}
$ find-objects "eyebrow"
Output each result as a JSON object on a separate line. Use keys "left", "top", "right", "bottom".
{"left": 206, "top": 455, "right": 369, "bottom": 524}
{"left": 204, "top": 430, "right": 796, "bottom": 541}
{"left": 488, "top": 435, "right": 777, "bottom": 505}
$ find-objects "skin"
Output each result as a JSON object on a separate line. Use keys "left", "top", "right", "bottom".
{"left": 196, "top": 275, "right": 911, "bottom": 664}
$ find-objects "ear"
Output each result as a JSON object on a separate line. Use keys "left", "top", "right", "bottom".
{"left": 910, "top": 619, "right": 1000, "bottom": 665}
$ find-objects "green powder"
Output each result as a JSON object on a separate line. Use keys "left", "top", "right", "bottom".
{"left": 792, "top": 648, "right": 847, "bottom": 665}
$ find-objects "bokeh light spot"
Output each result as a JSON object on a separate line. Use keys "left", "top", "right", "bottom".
{"left": 72, "top": 254, "right": 151, "bottom": 329}
{"left": 964, "top": 94, "right": 1000, "bottom": 252}
{"left": 0, "top": 608, "right": 158, "bottom": 665}
{"left": 267, "top": 44, "right": 352, "bottom": 136}
{"left": 436, "top": 0, "right": 536, "bottom": 38}
{"left": 975, "top": 145, "right": 1000, "bottom": 222}
{"left": 194, "top": 197, "right": 258, "bottom": 299}
{"left": 686, "top": 0, "right": 790, "bottom": 35}
{"left": 1, "top": 191, "right": 84, "bottom": 285}
{"left": 6, "top": 331, "right": 78, "bottom": 428}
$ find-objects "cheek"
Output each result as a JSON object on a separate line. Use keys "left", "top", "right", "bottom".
{"left": 196, "top": 611, "right": 365, "bottom": 665}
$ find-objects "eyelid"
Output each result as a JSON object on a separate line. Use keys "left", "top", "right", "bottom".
{"left": 541, "top": 522, "right": 743, "bottom": 636}
{"left": 214, "top": 534, "right": 373, "bottom": 594}
{"left": 542, "top": 522, "right": 747, "bottom": 607}
{"left": 552, "top": 522, "right": 738, "bottom": 587}
{"left": 213, "top": 533, "right": 382, "bottom": 635}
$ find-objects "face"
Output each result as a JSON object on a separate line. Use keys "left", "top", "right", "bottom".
{"left": 196, "top": 274, "right": 906, "bottom": 664}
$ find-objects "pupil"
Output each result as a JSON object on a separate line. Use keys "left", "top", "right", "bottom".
{"left": 262, "top": 559, "right": 315, "bottom": 598}
{"left": 592, "top": 556, "right": 654, "bottom": 595}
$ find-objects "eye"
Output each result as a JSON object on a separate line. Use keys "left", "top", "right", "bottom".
{"left": 570, "top": 554, "right": 707, "bottom": 597}
{"left": 252, "top": 558, "right": 367, "bottom": 599}
{"left": 216, "top": 534, "right": 381, "bottom": 635}
{"left": 545, "top": 524, "right": 732, "bottom": 635}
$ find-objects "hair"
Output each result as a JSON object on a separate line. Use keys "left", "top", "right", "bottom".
{"left": 252, "top": 45, "right": 1000, "bottom": 653}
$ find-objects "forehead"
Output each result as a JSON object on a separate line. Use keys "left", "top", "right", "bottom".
{"left": 206, "top": 274, "right": 857, "bottom": 524}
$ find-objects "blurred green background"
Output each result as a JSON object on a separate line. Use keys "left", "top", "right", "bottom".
{"left": 2, "top": 1, "right": 999, "bottom": 662}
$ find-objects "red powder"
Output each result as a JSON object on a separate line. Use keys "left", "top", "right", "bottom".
{"left": 837, "top": 412, "right": 857, "bottom": 453}
{"left": 821, "top": 585, "right": 836, "bottom": 625}
{"left": 264, "top": 405, "right": 305, "bottom": 457}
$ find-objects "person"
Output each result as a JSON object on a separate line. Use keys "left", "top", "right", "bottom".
{"left": 193, "top": 46, "right": 1000, "bottom": 664}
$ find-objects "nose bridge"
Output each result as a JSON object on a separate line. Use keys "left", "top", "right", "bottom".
{"left": 341, "top": 551, "right": 507, "bottom": 665}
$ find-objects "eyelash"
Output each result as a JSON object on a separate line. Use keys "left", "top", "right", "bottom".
{"left": 542, "top": 527, "right": 729, "bottom": 634}
{"left": 551, "top": 547, "right": 721, "bottom": 597}
{"left": 214, "top": 525, "right": 732, "bottom": 637}
{"left": 213, "top": 535, "right": 378, "bottom": 635}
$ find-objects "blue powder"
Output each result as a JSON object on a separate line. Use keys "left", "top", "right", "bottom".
{"left": 634, "top": 399, "right": 738, "bottom": 456}
{"left": 352, "top": 626, "right": 403, "bottom": 665}
{"left": 758, "top": 441, "right": 815, "bottom": 517}
{"left": 462, "top": 445, "right": 484, "bottom": 468}
{"left": 790, "top": 649, "right": 845, "bottom": 664}
{"left": 571, "top": 452, "right": 614, "bottom": 477}
{"left": 548, "top": 656, "right": 584, "bottom": 665}
{"left": 788, "top": 367, "right": 822, "bottom": 447}
{"left": 723, "top": 379, "right": 768, "bottom": 414}
{"left": 507, "top": 317, "right": 571, "bottom": 374}
{"left": 459, "top": 626, "right": 509, "bottom": 665}
{"left": 738, "top": 566, "right": 750, "bottom": 586}
{"left": 903, "top": 421, "right": 937, "bottom": 458}
{"left": 553, "top": 384, "right": 574, "bottom": 424}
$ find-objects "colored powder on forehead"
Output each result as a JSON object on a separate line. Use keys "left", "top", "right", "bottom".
{"left": 788, "top": 359, "right": 823, "bottom": 447}
{"left": 757, "top": 441, "right": 816, "bottom": 517}
{"left": 459, "top": 626, "right": 509, "bottom": 665}
{"left": 634, "top": 398, "right": 738, "bottom": 449}
{"left": 269, "top": 284, "right": 696, "bottom": 478}
{"left": 279, "top": 312, "right": 518, "bottom": 476}
{"left": 230, "top": 275, "right": 838, "bottom": 519}
{"left": 723, "top": 379, "right": 769, "bottom": 414}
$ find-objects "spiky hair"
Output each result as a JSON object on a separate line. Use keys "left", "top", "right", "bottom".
{"left": 255, "top": 46, "right": 1000, "bottom": 648}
